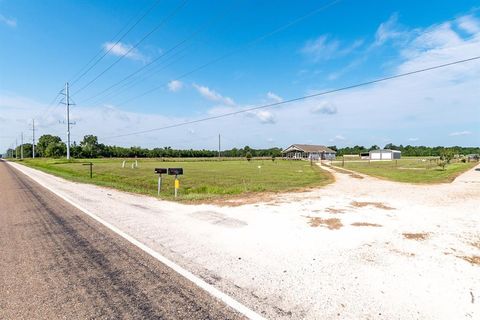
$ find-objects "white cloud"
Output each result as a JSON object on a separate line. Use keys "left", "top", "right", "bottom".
{"left": 255, "top": 110, "right": 276, "bottom": 124}
{"left": 193, "top": 83, "right": 235, "bottom": 106}
{"left": 408, "top": 137, "right": 419, "bottom": 142}
{"left": 449, "top": 131, "right": 472, "bottom": 136}
{"left": 267, "top": 91, "right": 283, "bottom": 103}
{"left": 167, "top": 80, "right": 183, "bottom": 92}
{"left": 301, "top": 35, "right": 362, "bottom": 61}
{"left": 374, "top": 13, "right": 409, "bottom": 46}
{"left": 0, "top": 14, "right": 16, "bottom": 28}
{"left": 310, "top": 101, "right": 337, "bottom": 115}
{"left": 302, "top": 35, "right": 339, "bottom": 61}
{"left": 102, "top": 42, "right": 146, "bottom": 62}
{"left": 457, "top": 15, "right": 480, "bottom": 34}
{"left": 329, "top": 134, "right": 346, "bottom": 142}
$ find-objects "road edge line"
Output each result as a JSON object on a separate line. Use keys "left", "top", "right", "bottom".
{"left": 6, "top": 161, "right": 265, "bottom": 320}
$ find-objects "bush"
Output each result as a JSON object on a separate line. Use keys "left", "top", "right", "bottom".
{"left": 246, "top": 152, "right": 252, "bottom": 161}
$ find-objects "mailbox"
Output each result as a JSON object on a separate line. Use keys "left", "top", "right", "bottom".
{"left": 154, "top": 168, "right": 167, "bottom": 174}
{"left": 168, "top": 168, "right": 183, "bottom": 175}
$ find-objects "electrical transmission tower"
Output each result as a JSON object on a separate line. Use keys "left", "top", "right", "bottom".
{"left": 31, "top": 119, "right": 36, "bottom": 158}
{"left": 20, "top": 132, "right": 24, "bottom": 159}
{"left": 60, "top": 82, "right": 75, "bottom": 159}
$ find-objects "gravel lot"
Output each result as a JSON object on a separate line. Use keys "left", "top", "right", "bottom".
{"left": 8, "top": 161, "right": 480, "bottom": 319}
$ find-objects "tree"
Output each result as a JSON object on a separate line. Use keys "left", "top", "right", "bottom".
{"left": 37, "top": 135, "right": 62, "bottom": 157}
{"left": 246, "top": 151, "right": 252, "bottom": 161}
{"left": 80, "top": 135, "right": 100, "bottom": 158}
{"left": 44, "top": 142, "right": 67, "bottom": 158}
{"left": 438, "top": 148, "right": 455, "bottom": 170}
{"left": 21, "top": 143, "right": 33, "bottom": 158}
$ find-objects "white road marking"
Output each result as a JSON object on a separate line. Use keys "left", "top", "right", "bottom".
{"left": 7, "top": 161, "right": 265, "bottom": 320}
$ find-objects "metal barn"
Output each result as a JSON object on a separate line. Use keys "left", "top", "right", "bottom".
{"left": 369, "top": 149, "right": 401, "bottom": 160}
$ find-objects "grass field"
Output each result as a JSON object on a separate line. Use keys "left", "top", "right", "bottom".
{"left": 331, "top": 157, "right": 476, "bottom": 183}
{"left": 16, "top": 158, "right": 333, "bottom": 201}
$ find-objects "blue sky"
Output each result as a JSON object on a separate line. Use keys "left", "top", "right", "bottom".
{"left": 1, "top": 0, "right": 479, "bottom": 151}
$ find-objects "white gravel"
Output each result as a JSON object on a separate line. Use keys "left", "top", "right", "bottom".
{"left": 8, "top": 161, "right": 480, "bottom": 319}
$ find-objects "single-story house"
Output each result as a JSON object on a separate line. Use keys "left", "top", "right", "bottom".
{"left": 369, "top": 149, "right": 401, "bottom": 160}
{"left": 282, "top": 144, "right": 336, "bottom": 160}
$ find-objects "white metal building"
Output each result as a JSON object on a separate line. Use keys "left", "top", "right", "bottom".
{"left": 369, "top": 149, "right": 401, "bottom": 160}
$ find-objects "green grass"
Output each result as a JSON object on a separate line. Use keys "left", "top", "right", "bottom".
{"left": 332, "top": 157, "right": 476, "bottom": 183}
{"left": 16, "top": 158, "right": 333, "bottom": 201}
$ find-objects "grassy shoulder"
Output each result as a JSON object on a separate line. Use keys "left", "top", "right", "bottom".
{"left": 332, "top": 158, "right": 476, "bottom": 183}
{"left": 14, "top": 158, "right": 333, "bottom": 201}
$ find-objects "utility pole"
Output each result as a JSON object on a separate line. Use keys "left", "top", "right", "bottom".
{"left": 31, "top": 119, "right": 36, "bottom": 158}
{"left": 218, "top": 134, "right": 221, "bottom": 159}
{"left": 21, "top": 132, "right": 24, "bottom": 159}
{"left": 15, "top": 139, "right": 17, "bottom": 159}
{"left": 66, "top": 82, "right": 71, "bottom": 160}
{"left": 61, "top": 82, "right": 74, "bottom": 160}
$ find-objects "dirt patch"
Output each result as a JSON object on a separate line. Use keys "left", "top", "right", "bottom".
{"left": 327, "top": 165, "right": 364, "bottom": 179}
{"left": 459, "top": 255, "right": 480, "bottom": 265}
{"left": 351, "top": 222, "right": 382, "bottom": 227}
{"left": 470, "top": 240, "right": 480, "bottom": 249}
{"left": 325, "top": 207, "right": 346, "bottom": 214}
{"left": 351, "top": 201, "right": 395, "bottom": 210}
{"left": 195, "top": 191, "right": 280, "bottom": 207}
{"left": 304, "top": 216, "right": 343, "bottom": 230}
{"left": 403, "top": 232, "right": 429, "bottom": 241}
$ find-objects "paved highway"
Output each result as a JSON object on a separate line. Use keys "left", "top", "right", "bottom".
{"left": 0, "top": 161, "right": 242, "bottom": 319}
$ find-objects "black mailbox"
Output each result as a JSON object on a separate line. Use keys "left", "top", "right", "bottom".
{"left": 168, "top": 168, "right": 183, "bottom": 175}
{"left": 155, "top": 168, "right": 168, "bottom": 174}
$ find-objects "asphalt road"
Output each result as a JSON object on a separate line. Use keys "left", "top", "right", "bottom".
{"left": 0, "top": 160, "right": 242, "bottom": 319}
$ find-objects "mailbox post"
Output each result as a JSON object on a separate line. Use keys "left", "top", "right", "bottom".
{"left": 83, "top": 162, "right": 93, "bottom": 178}
{"left": 168, "top": 168, "right": 183, "bottom": 198}
{"left": 154, "top": 168, "right": 167, "bottom": 195}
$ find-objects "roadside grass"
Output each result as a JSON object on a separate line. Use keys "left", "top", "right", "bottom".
{"left": 16, "top": 158, "right": 333, "bottom": 201}
{"left": 331, "top": 158, "right": 476, "bottom": 183}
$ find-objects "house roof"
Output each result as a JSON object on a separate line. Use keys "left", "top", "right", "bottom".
{"left": 369, "top": 149, "right": 401, "bottom": 153}
{"left": 282, "top": 144, "right": 336, "bottom": 153}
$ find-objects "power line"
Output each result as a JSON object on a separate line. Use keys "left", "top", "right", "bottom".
{"left": 81, "top": 40, "right": 193, "bottom": 105}
{"left": 113, "top": 0, "right": 342, "bottom": 107}
{"left": 32, "top": 89, "right": 63, "bottom": 125}
{"left": 72, "top": 0, "right": 189, "bottom": 97}
{"left": 70, "top": 0, "right": 162, "bottom": 86}
{"left": 101, "top": 55, "right": 480, "bottom": 140}
{"left": 79, "top": 7, "right": 228, "bottom": 105}
{"left": 86, "top": 47, "right": 190, "bottom": 105}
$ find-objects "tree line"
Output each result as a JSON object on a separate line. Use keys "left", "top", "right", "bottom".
{"left": 6, "top": 134, "right": 283, "bottom": 159}
{"left": 328, "top": 143, "right": 480, "bottom": 157}
{"left": 5, "top": 134, "right": 478, "bottom": 159}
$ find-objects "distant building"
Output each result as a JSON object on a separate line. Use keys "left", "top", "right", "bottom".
{"left": 282, "top": 144, "right": 336, "bottom": 160}
{"left": 360, "top": 152, "right": 370, "bottom": 160}
{"left": 369, "top": 149, "right": 401, "bottom": 160}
